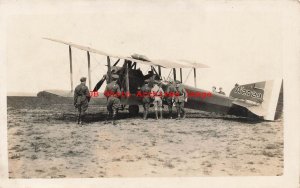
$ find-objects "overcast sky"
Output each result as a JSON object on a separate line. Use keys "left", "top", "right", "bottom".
{"left": 4, "top": 0, "right": 287, "bottom": 95}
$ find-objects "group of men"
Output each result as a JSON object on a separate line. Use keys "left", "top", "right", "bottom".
{"left": 212, "top": 86, "right": 226, "bottom": 95}
{"left": 73, "top": 75, "right": 188, "bottom": 125}
{"left": 73, "top": 75, "right": 121, "bottom": 125}
{"left": 140, "top": 79, "right": 187, "bottom": 121}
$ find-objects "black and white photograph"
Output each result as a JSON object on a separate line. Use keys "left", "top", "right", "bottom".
{"left": 0, "top": 0, "right": 299, "bottom": 188}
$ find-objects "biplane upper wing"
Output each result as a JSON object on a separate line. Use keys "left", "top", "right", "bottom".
{"left": 43, "top": 38, "right": 156, "bottom": 66}
{"left": 150, "top": 59, "right": 192, "bottom": 68}
{"left": 134, "top": 58, "right": 210, "bottom": 69}
{"left": 44, "top": 38, "right": 209, "bottom": 69}
{"left": 178, "top": 59, "right": 210, "bottom": 68}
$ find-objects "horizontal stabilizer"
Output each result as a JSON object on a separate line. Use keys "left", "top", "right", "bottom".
{"left": 37, "top": 90, "right": 106, "bottom": 98}
{"left": 230, "top": 79, "right": 283, "bottom": 120}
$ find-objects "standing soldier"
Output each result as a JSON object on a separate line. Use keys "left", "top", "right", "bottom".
{"left": 218, "top": 87, "right": 226, "bottom": 95}
{"left": 165, "top": 80, "right": 176, "bottom": 119}
{"left": 141, "top": 80, "right": 152, "bottom": 120}
{"left": 212, "top": 86, "right": 217, "bottom": 93}
{"left": 174, "top": 81, "right": 188, "bottom": 120}
{"left": 151, "top": 81, "right": 164, "bottom": 120}
{"left": 104, "top": 75, "right": 121, "bottom": 125}
{"left": 74, "top": 77, "right": 91, "bottom": 125}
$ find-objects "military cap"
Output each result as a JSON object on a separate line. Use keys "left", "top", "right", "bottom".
{"left": 175, "top": 81, "right": 182, "bottom": 87}
{"left": 80, "top": 77, "right": 87, "bottom": 82}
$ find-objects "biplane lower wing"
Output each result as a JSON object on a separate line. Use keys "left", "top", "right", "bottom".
{"left": 37, "top": 90, "right": 74, "bottom": 98}
{"left": 37, "top": 90, "right": 107, "bottom": 105}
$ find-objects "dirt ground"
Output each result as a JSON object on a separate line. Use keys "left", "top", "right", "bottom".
{"left": 7, "top": 97, "right": 283, "bottom": 178}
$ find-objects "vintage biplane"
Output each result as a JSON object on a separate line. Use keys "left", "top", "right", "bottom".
{"left": 37, "top": 38, "right": 283, "bottom": 121}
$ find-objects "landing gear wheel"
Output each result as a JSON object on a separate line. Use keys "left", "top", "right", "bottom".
{"left": 128, "top": 105, "right": 139, "bottom": 116}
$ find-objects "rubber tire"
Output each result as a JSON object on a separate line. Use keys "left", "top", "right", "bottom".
{"left": 128, "top": 105, "right": 139, "bottom": 116}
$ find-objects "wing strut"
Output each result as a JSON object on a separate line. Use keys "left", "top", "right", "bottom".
{"left": 180, "top": 68, "right": 183, "bottom": 83}
{"left": 107, "top": 56, "right": 111, "bottom": 83}
{"left": 173, "top": 68, "right": 177, "bottom": 81}
{"left": 158, "top": 66, "right": 161, "bottom": 76}
{"left": 126, "top": 62, "right": 130, "bottom": 97}
{"left": 193, "top": 68, "right": 197, "bottom": 87}
{"left": 68, "top": 46, "right": 74, "bottom": 92}
{"left": 87, "top": 51, "right": 91, "bottom": 90}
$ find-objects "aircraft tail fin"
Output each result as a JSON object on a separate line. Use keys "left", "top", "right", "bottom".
{"left": 229, "top": 79, "right": 283, "bottom": 121}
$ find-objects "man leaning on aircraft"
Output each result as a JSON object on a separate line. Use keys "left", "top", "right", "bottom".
{"left": 104, "top": 74, "right": 121, "bottom": 125}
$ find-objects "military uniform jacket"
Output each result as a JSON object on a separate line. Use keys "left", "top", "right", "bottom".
{"left": 166, "top": 84, "right": 176, "bottom": 99}
{"left": 175, "top": 84, "right": 187, "bottom": 103}
{"left": 151, "top": 85, "right": 164, "bottom": 101}
{"left": 104, "top": 81, "right": 121, "bottom": 99}
{"left": 141, "top": 84, "right": 152, "bottom": 103}
{"left": 74, "top": 83, "right": 90, "bottom": 106}
{"left": 104, "top": 81, "right": 121, "bottom": 111}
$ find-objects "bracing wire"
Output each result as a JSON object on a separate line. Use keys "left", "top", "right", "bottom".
{"left": 72, "top": 52, "right": 87, "bottom": 76}
{"left": 90, "top": 54, "right": 105, "bottom": 73}
{"left": 184, "top": 68, "right": 193, "bottom": 84}
{"left": 166, "top": 69, "right": 173, "bottom": 81}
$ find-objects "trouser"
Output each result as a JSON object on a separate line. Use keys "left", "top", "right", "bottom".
{"left": 168, "top": 105, "right": 173, "bottom": 118}
{"left": 143, "top": 103, "right": 150, "bottom": 119}
{"left": 154, "top": 109, "right": 163, "bottom": 119}
{"left": 106, "top": 108, "right": 118, "bottom": 124}
{"left": 166, "top": 99, "right": 173, "bottom": 118}
{"left": 77, "top": 106, "right": 86, "bottom": 124}
{"left": 76, "top": 99, "right": 89, "bottom": 124}
{"left": 153, "top": 99, "right": 163, "bottom": 119}
{"left": 175, "top": 101, "right": 186, "bottom": 119}
{"left": 106, "top": 97, "right": 120, "bottom": 124}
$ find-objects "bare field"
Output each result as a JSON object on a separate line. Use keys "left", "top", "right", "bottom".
{"left": 7, "top": 97, "right": 283, "bottom": 178}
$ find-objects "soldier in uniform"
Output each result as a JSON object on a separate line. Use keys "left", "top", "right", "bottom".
{"left": 212, "top": 86, "right": 217, "bottom": 93}
{"left": 174, "top": 81, "right": 188, "bottom": 120}
{"left": 165, "top": 80, "right": 176, "bottom": 119}
{"left": 218, "top": 87, "right": 226, "bottom": 95}
{"left": 151, "top": 81, "right": 164, "bottom": 120}
{"left": 104, "top": 74, "right": 121, "bottom": 125}
{"left": 74, "top": 77, "right": 91, "bottom": 125}
{"left": 141, "top": 80, "right": 152, "bottom": 120}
